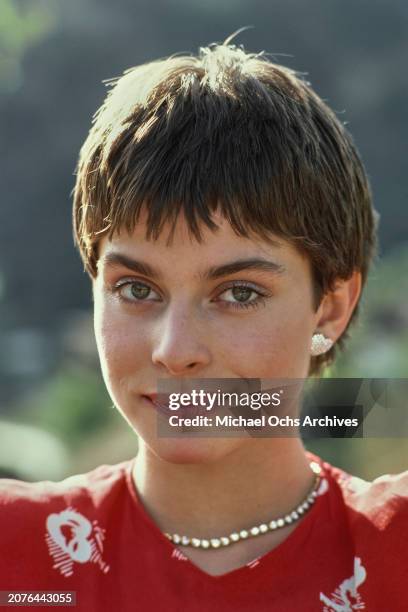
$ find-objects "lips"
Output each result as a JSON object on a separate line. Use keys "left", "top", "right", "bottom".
{"left": 142, "top": 394, "right": 167, "bottom": 415}
{"left": 142, "top": 393, "right": 180, "bottom": 416}
{"left": 144, "top": 393, "right": 158, "bottom": 403}
{"left": 142, "top": 394, "right": 201, "bottom": 417}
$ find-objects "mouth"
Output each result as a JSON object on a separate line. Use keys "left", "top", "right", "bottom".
{"left": 141, "top": 394, "right": 201, "bottom": 417}
{"left": 142, "top": 394, "right": 168, "bottom": 415}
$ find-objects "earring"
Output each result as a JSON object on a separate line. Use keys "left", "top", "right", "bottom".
{"left": 311, "top": 333, "right": 333, "bottom": 356}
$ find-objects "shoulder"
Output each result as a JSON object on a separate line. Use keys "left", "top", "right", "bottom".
{"left": 314, "top": 454, "right": 408, "bottom": 549}
{"left": 344, "top": 469, "right": 408, "bottom": 515}
{"left": 323, "top": 459, "right": 408, "bottom": 523}
{"left": 0, "top": 462, "right": 131, "bottom": 583}
{"left": 0, "top": 460, "right": 131, "bottom": 501}
{"left": 0, "top": 460, "right": 132, "bottom": 531}
{"left": 311, "top": 455, "right": 408, "bottom": 604}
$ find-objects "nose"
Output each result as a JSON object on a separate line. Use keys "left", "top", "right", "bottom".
{"left": 151, "top": 303, "right": 212, "bottom": 376}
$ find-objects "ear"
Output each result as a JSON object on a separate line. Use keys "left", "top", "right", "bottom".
{"left": 314, "top": 270, "right": 362, "bottom": 342}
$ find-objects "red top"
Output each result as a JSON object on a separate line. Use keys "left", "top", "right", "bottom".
{"left": 0, "top": 451, "right": 407, "bottom": 611}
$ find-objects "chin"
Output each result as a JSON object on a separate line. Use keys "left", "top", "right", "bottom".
{"left": 147, "top": 436, "right": 242, "bottom": 466}
{"left": 123, "top": 396, "right": 246, "bottom": 465}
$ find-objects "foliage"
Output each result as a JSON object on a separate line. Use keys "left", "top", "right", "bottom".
{"left": 19, "top": 361, "right": 115, "bottom": 448}
{"left": 0, "top": 0, "right": 56, "bottom": 92}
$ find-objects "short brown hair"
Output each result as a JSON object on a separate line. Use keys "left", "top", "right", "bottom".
{"left": 73, "top": 42, "right": 379, "bottom": 375}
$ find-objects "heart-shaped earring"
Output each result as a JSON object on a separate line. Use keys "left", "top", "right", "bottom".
{"left": 311, "top": 333, "right": 333, "bottom": 356}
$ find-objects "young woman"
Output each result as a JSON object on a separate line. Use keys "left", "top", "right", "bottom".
{"left": 1, "top": 41, "right": 406, "bottom": 611}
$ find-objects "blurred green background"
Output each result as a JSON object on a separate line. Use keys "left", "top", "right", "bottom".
{"left": 0, "top": 0, "right": 407, "bottom": 482}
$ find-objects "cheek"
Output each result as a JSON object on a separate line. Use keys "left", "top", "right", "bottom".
{"left": 265, "top": 298, "right": 315, "bottom": 375}
{"left": 93, "top": 301, "right": 149, "bottom": 395}
{"left": 224, "top": 299, "right": 314, "bottom": 378}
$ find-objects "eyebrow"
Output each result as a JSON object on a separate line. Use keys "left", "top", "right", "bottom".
{"left": 204, "top": 258, "right": 286, "bottom": 279}
{"left": 100, "top": 252, "right": 286, "bottom": 280}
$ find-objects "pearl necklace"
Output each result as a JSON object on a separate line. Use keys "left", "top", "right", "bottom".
{"left": 165, "top": 462, "right": 322, "bottom": 550}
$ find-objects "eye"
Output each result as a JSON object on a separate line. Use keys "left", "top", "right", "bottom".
{"left": 113, "top": 279, "right": 161, "bottom": 303}
{"left": 216, "top": 283, "right": 270, "bottom": 311}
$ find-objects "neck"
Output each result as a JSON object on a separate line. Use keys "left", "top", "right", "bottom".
{"left": 132, "top": 438, "right": 315, "bottom": 538}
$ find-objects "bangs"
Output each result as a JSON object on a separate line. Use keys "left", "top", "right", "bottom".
{"left": 92, "top": 86, "right": 322, "bottom": 250}
{"left": 73, "top": 42, "right": 378, "bottom": 376}
{"left": 74, "top": 49, "right": 361, "bottom": 287}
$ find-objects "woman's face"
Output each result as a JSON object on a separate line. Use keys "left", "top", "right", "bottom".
{"left": 93, "top": 209, "right": 322, "bottom": 463}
